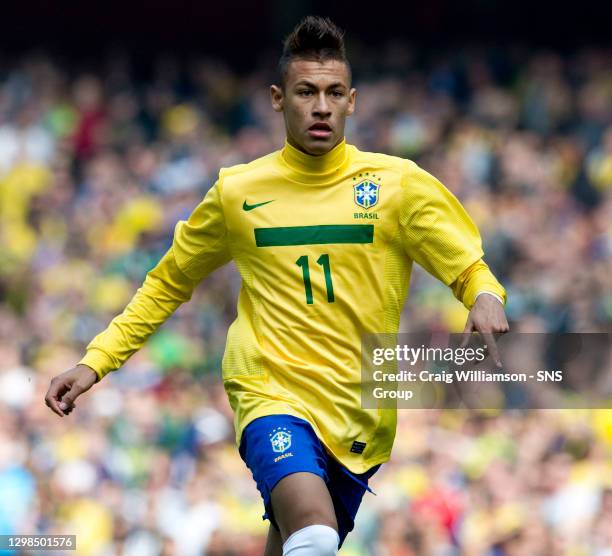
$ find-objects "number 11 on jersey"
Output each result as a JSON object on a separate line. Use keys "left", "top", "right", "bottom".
{"left": 296, "top": 254, "right": 335, "bottom": 304}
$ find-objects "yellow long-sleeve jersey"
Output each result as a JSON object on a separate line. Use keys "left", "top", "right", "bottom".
{"left": 79, "top": 139, "right": 506, "bottom": 473}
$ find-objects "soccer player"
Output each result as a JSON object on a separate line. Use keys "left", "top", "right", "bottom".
{"left": 45, "top": 16, "right": 509, "bottom": 555}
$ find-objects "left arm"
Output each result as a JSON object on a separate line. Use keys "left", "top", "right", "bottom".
{"left": 399, "top": 161, "right": 509, "bottom": 361}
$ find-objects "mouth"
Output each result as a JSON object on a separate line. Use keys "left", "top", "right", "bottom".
{"left": 308, "top": 122, "right": 333, "bottom": 139}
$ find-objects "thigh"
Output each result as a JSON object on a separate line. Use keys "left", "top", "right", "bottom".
{"left": 270, "top": 471, "right": 338, "bottom": 541}
{"left": 239, "top": 414, "right": 337, "bottom": 540}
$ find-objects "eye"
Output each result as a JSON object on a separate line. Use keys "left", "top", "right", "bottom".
{"left": 298, "top": 90, "right": 313, "bottom": 97}
{"left": 331, "top": 90, "right": 344, "bottom": 98}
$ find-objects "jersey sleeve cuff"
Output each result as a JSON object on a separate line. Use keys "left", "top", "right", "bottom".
{"left": 78, "top": 349, "right": 117, "bottom": 382}
{"left": 452, "top": 260, "right": 507, "bottom": 309}
{"left": 474, "top": 290, "right": 505, "bottom": 305}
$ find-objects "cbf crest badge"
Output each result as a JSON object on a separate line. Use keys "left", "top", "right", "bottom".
{"left": 353, "top": 173, "right": 381, "bottom": 210}
{"left": 269, "top": 427, "right": 292, "bottom": 453}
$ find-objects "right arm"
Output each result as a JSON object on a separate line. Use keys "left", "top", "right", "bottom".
{"left": 78, "top": 247, "right": 201, "bottom": 382}
{"left": 45, "top": 179, "right": 231, "bottom": 415}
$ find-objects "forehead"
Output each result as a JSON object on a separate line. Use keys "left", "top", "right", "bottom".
{"left": 285, "top": 59, "right": 350, "bottom": 88}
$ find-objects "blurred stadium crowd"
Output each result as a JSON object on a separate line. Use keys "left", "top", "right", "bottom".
{"left": 0, "top": 44, "right": 611, "bottom": 555}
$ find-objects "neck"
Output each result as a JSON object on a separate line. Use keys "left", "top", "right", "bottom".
{"left": 280, "top": 138, "right": 349, "bottom": 183}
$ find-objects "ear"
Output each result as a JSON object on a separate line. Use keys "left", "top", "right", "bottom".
{"left": 346, "top": 87, "right": 357, "bottom": 116}
{"left": 270, "top": 85, "right": 284, "bottom": 112}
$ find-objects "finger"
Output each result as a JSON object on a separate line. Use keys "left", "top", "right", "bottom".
{"left": 481, "top": 332, "right": 502, "bottom": 367}
{"left": 45, "top": 394, "right": 65, "bottom": 417}
{"left": 461, "top": 319, "right": 475, "bottom": 348}
{"left": 59, "top": 383, "right": 85, "bottom": 412}
{"left": 45, "top": 379, "right": 71, "bottom": 417}
{"left": 497, "top": 324, "right": 510, "bottom": 334}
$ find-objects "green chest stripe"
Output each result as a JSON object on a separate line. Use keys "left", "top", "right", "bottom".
{"left": 255, "top": 224, "right": 374, "bottom": 247}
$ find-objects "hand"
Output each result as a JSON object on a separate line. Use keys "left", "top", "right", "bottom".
{"left": 461, "top": 293, "right": 510, "bottom": 367}
{"left": 44, "top": 364, "right": 98, "bottom": 417}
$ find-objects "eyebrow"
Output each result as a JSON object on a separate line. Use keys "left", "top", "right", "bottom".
{"left": 294, "top": 80, "right": 347, "bottom": 89}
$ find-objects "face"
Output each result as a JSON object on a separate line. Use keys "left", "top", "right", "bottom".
{"left": 271, "top": 58, "right": 356, "bottom": 156}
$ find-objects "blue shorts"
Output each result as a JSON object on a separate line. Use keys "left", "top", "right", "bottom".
{"left": 238, "top": 414, "right": 380, "bottom": 547}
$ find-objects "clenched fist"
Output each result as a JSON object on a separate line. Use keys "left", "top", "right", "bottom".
{"left": 44, "top": 364, "right": 98, "bottom": 417}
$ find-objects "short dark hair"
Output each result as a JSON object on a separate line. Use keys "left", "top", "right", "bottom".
{"left": 278, "top": 16, "right": 351, "bottom": 87}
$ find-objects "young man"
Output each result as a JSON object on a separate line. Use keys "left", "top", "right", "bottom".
{"left": 45, "top": 16, "right": 508, "bottom": 555}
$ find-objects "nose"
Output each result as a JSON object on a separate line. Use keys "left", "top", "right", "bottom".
{"left": 313, "top": 92, "right": 331, "bottom": 118}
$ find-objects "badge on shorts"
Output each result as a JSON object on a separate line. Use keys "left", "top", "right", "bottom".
{"left": 269, "top": 427, "right": 292, "bottom": 453}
